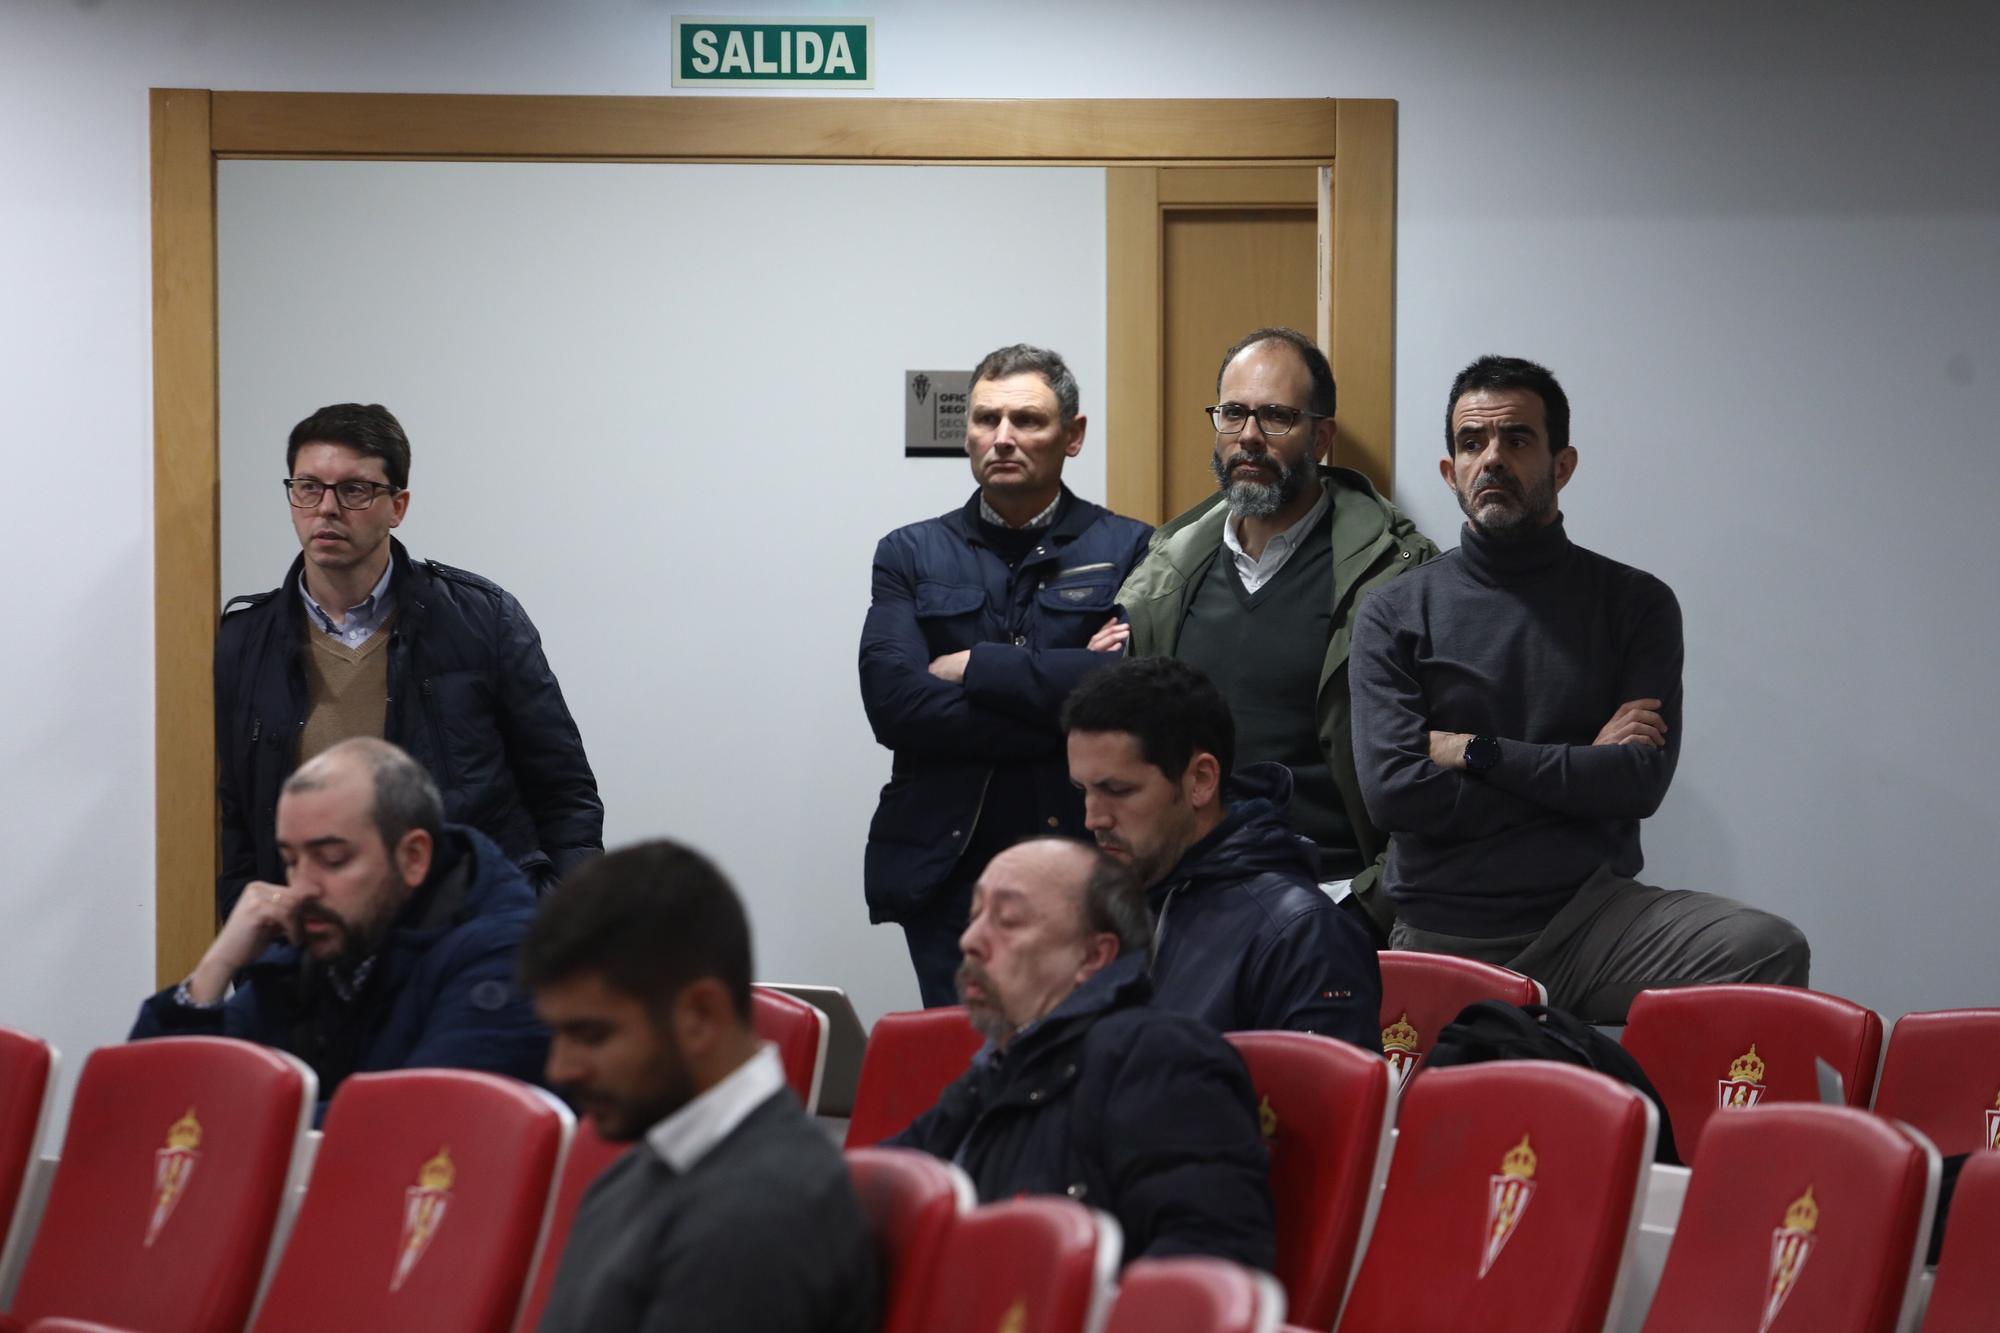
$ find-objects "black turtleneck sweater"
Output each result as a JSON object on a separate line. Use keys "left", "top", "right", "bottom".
{"left": 1348, "top": 516, "right": 1683, "bottom": 937}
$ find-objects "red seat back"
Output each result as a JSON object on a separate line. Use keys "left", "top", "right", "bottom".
{"left": 752, "top": 986, "right": 829, "bottom": 1113}
{"left": 1104, "top": 1257, "right": 1284, "bottom": 1333}
{"left": 1923, "top": 1149, "right": 2000, "bottom": 1332}
{"left": 916, "top": 1198, "right": 1117, "bottom": 1333}
{"left": 845, "top": 1006, "right": 984, "bottom": 1147}
{"left": 1377, "top": 953, "right": 1542, "bottom": 1092}
{"left": 1622, "top": 984, "right": 1882, "bottom": 1161}
{"left": 1224, "top": 1032, "right": 1388, "bottom": 1329}
{"left": 251, "top": 1069, "right": 566, "bottom": 1333}
{"left": 1872, "top": 1009, "right": 2000, "bottom": 1157}
{"left": 1640, "top": 1105, "right": 1935, "bottom": 1333}
{"left": 12, "top": 1037, "right": 310, "bottom": 1333}
{"left": 510, "top": 1120, "right": 630, "bottom": 1333}
{"left": 847, "top": 1147, "right": 972, "bottom": 1333}
{"left": 1341, "top": 1061, "right": 1656, "bottom": 1333}
{"left": 0, "top": 1030, "right": 54, "bottom": 1268}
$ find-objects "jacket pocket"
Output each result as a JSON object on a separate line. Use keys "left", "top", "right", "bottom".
{"left": 1034, "top": 576, "right": 1117, "bottom": 615}
{"left": 913, "top": 582, "right": 987, "bottom": 619}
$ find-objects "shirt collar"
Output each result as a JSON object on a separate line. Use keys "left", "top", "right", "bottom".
{"left": 645, "top": 1043, "right": 787, "bottom": 1174}
{"left": 978, "top": 490, "right": 1063, "bottom": 531}
{"left": 1221, "top": 486, "right": 1329, "bottom": 564}
{"left": 299, "top": 558, "right": 395, "bottom": 637}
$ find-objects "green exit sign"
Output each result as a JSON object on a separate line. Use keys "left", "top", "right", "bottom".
{"left": 672, "top": 17, "right": 875, "bottom": 88}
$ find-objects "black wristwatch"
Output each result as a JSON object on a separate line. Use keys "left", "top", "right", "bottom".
{"left": 1462, "top": 735, "right": 1501, "bottom": 775}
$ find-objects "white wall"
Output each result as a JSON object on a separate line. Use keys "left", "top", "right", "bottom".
{"left": 2, "top": 0, "right": 1995, "bottom": 1102}
{"left": 217, "top": 160, "right": 1107, "bottom": 1029}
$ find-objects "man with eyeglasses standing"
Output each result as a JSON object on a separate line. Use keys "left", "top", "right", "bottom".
{"left": 214, "top": 402, "right": 601, "bottom": 918}
{"left": 1116, "top": 328, "right": 1436, "bottom": 946}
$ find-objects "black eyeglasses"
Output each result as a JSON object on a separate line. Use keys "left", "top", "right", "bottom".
{"left": 1205, "top": 403, "right": 1327, "bottom": 437}
{"left": 284, "top": 477, "right": 401, "bottom": 510}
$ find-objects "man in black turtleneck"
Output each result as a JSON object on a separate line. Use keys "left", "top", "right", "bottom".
{"left": 1350, "top": 356, "right": 1808, "bottom": 1023}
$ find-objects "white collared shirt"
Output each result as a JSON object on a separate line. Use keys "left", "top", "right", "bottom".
{"left": 299, "top": 559, "right": 395, "bottom": 647}
{"left": 644, "top": 1042, "right": 787, "bottom": 1174}
{"left": 1221, "top": 488, "right": 1330, "bottom": 595}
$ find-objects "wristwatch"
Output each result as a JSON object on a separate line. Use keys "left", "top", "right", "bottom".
{"left": 1462, "top": 735, "right": 1501, "bottom": 775}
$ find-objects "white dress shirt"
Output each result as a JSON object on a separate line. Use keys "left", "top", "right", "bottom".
{"left": 1221, "top": 488, "right": 1330, "bottom": 595}
{"left": 299, "top": 559, "right": 395, "bottom": 647}
{"left": 645, "top": 1042, "right": 788, "bottom": 1174}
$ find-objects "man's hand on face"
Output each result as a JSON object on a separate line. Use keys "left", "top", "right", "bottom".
{"left": 1086, "top": 616, "right": 1129, "bottom": 654}
{"left": 927, "top": 650, "right": 972, "bottom": 684}
{"left": 1429, "top": 730, "right": 1473, "bottom": 771}
{"left": 185, "top": 881, "right": 301, "bottom": 1004}
{"left": 1593, "top": 698, "right": 1666, "bottom": 749}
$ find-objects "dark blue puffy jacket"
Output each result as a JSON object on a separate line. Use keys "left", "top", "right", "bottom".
{"left": 890, "top": 953, "right": 1275, "bottom": 1268}
{"left": 131, "top": 825, "right": 549, "bottom": 1117}
{"left": 214, "top": 538, "right": 602, "bottom": 915}
{"left": 858, "top": 488, "right": 1150, "bottom": 922}
{"left": 1147, "top": 764, "right": 1384, "bottom": 1052}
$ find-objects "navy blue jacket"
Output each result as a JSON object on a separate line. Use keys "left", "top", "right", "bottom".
{"left": 132, "top": 825, "right": 549, "bottom": 1114}
{"left": 215, "top": 538, "right": 602, "bottom": 914}
{"left": 890, "top": 954, "right": 1275, "bottom": 1269}
{"left": 1148, "top": 764, "right": 1383, "bottom": 1052}
{"left": 859, "top": 488, "right": 1151, "bottom": 922}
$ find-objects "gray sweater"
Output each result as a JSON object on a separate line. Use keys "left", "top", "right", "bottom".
{"left": 1350, "top": 517, "right": 1682, "bottom": 936}
{"left": 537, "top": 1092, "right": 879, "bottom": 1333}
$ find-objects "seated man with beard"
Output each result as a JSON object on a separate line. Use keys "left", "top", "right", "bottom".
{"left": 889, "top": 837, "right": 1275, "bottom": 1269}
{"left": 131, "top": 737, "right": 548, "bottom": 1110}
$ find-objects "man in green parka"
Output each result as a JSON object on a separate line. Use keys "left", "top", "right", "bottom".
{"left": 1110, "top": 327, "right": 1437, "bottom": 942}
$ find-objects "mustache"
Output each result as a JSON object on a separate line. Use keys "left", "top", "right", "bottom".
{"left": 956, "top": 958, "right": 994, "bottom": 999}
{"left": 1223, "top": 452, "right": 1293, "bottom": 482}
{"left": 1471, "top": 470, "right": 1523, "bottom": 500}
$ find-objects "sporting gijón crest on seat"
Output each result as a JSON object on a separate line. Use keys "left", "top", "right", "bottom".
{"left": 1720, "top": 1044, "right": 1767, "bottom": 1109}
{"left": 1479, "top": 1134, "right": 1538, "bottom": 1278}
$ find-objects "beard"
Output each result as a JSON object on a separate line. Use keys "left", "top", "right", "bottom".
{"left": 295, "top": 897, "right": 393, "bottom": 969}
{"left": 956, "top": 959, "right": 1018, "bottom": 1046}
{"left": 1456, "top": 466, "right": 1558, "bottom": 539}
{"left": 576, "top": 1048, "right": 700, "bottom": 1144}
{"left": 1212, "top": 448, "right": 1316, "bottom": 519}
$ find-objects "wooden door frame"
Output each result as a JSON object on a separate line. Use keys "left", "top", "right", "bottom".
{"left": 150, "top": 91, "right": 1397, "bottom": 984}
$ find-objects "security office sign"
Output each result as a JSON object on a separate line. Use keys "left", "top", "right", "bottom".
{"left": 905, "top": 370, "right": 972, "bottom": 458}
{"left": 672, "top": 17, "right": 874, "bottom": 88}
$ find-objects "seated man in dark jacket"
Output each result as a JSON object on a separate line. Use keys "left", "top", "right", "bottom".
{"left": 1062, "top": 656, "right": 1382, "bottom": 1050}
{"left": 891, "top": 838, "right": 1274, "bottom": 1269}
{"left": 132, "top": 738, "right": 547, "bottom": 1112}
{"left": 525, "top": 839, "right": 877, "bottom": 1333}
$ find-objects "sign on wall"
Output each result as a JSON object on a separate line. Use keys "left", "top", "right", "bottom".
{"left": 905, "top": 370, "right": 972, "bottom": 458}
{"left": 671, "top": 17, "right": 874, "bottom": 88}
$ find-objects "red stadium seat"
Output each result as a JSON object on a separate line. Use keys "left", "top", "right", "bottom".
{"left": 0, "top": 1030, "right": 56, "bottom": 1281}
{"left": 251, "top": 1069, "right": 568, "bottom": 1333}
{"left": 1623, "top": 984, "right": 1883, "bottom": 1163}
{"left": 845, "top": 1006, "right": 984, "bottom": 1147}
{"left": 1104, "top": 1256, "right": 1286, "bottom": 1333}
{"left": 1872, "top": 1008, "right": 2000, "bottom": 1157}
{"left": 752, "top": 985, "right": 830, "bottom": 1114}
{"left": 847, "top": 1147, "right": 975, "bottom": 1333}
{"left": 1923, "top": 1149, "right": 2000, "bottom": 1332}
{"left": 1377, "top": 952, "right": 1544, "bottom": 1093}
{"left": 915, "top": 1197, "right": 1120, "bottom": 1333}
{"left": 1224, "top": 1032, "right": 1391, "bottom": 1330}
{"left": 510, "top": 1119, "right": 630, "bottom": 1333}
{"left": 1339, "top": 1061, "right": 1656, "bottom": 1333}
{"left": 1640, "top": 1105, "right": 1935, "bottom": 1333}
{"left": 4, "top": 1037, "right": 312, "bottom": 1333}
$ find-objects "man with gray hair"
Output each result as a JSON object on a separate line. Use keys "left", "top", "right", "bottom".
{"left": 860, "top": 344, "right": 1152, "bottom": 1005}
{"left": 132, "top": 737, "right": 548, "bottom": 1110}
{"left": 888, "top": 838, "right": 1275, "bottom": 1268}
{"left": 1117, "top": 327, "right": 1437, "bottom": 943}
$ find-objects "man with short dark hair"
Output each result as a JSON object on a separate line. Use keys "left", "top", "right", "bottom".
{"left": 132, "top": 738, "right": 548, "bottom": 1107}
{"left": 215, "top": 401, "right": 601, "bottom": 918}
{"left": 524, "top": 840, "right": 877, "bottom": 1333}
{"left": 891, "top": 837, "right": 1274, "bottom": 1268}
{"left": 1063, "top": 657, "right": 1382, "bottom": 1049}
{"left": 1349, "top": 355, "right": 1809, "bottom": 1022}
{"left": 1116, "top": 327, "right": 1436, "bottom": 942}
{"left": 861, "top": 345, "right": 1152, "bottom": 1005}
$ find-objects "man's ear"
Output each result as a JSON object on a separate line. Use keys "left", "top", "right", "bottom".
{"left": 1075, "top": 932, "right": 1120, "bottom": 984}
{"left": 1184, "top": 751, "right": 1223, "bottom": 811}
{"left": 393, "top": 828, "right": 433, "bottom": 889}
{"left": 1552, "top": 445, "right": 1579, "bottom": 492}
{"left": 1064, "top": 414, "right": 1088, "bottom": 458}
{"left": 1312, "top": 415, "right": 1337, "bottom": 466}
{"left": 669, "top": 977, "right": 734, "bottom": 1061}
{"left": 1438, "top": 453, "right": 1458, "bottom": 489}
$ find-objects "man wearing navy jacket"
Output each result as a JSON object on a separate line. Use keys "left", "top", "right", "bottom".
{"left": 859, "top": 344, "right": 1151, "bottom": 1005}
{"left": 132, "top": 737, "right": 547, "bottom": 1109}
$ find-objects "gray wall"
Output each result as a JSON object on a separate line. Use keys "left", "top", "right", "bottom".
{"left": 0, "top": 0, "right": 1994, "bottom": 1104}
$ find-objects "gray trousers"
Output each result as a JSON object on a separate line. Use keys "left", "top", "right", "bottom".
{"left": 1388, "top": 865, "right": 1811, "bottom": 1024}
